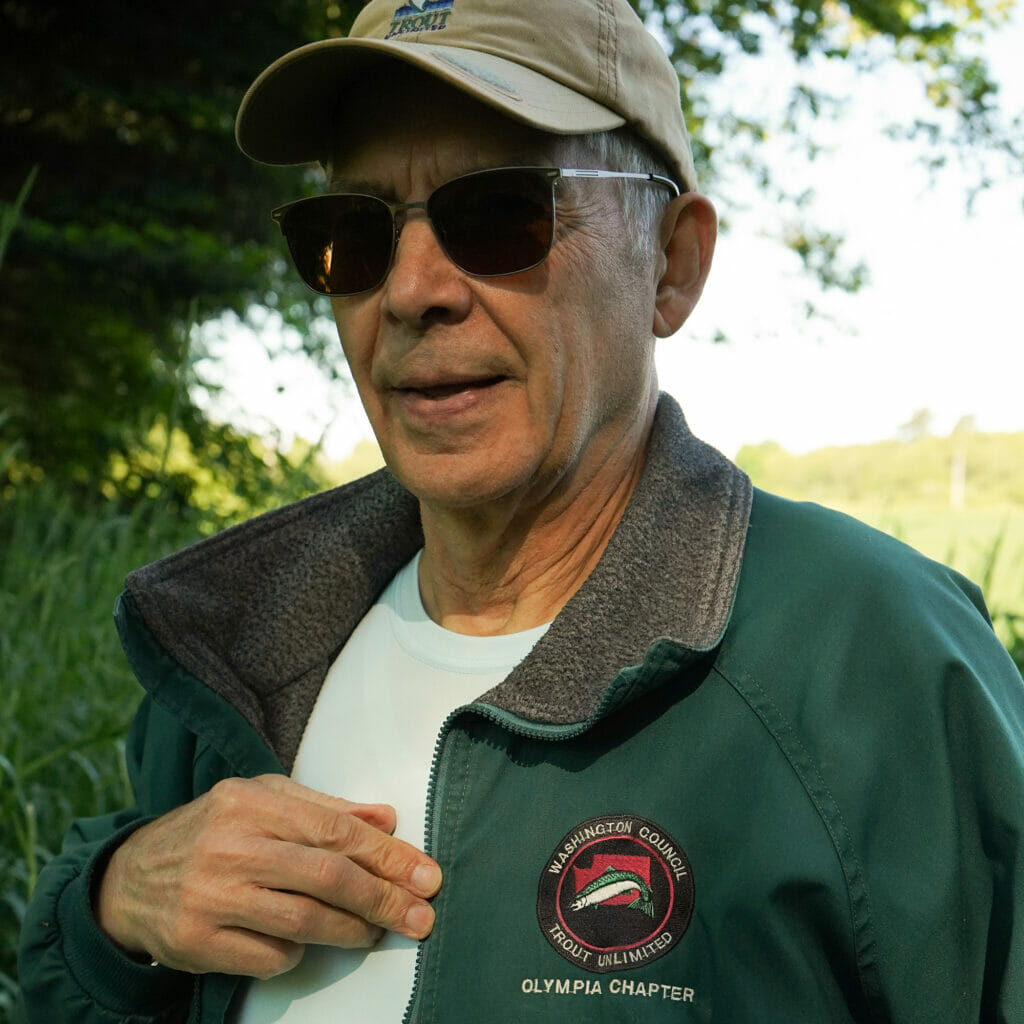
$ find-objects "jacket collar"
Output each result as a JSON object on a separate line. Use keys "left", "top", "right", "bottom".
{"left": 126, "top": 393, "right": 751, "bottom": 768}
{"left": 481, "top": 394, "right": 752, "bottom": 724}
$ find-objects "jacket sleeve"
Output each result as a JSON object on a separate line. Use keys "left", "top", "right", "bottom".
{"left": 16, "top": 697, "right": 197, "bottom": 1024}
{"left": 830, "top": 559, "right": 1024, "bottom": 1021}
{"left": 861, "top": 568, "right": 1024, "bottom": 1023}
{"left": 944, "top": 633, "right": 1024, "bottom": 1023}
{"left": 728, "top": 494, "right": 1024, "bottom": 1021}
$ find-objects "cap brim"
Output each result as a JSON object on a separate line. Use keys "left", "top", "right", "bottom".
{"left": 236, "top": 39, "right": 626, "bottom": 165}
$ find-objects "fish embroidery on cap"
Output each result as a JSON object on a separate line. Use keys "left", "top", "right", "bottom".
{"left": 537, "top": 814, "right": 695, "bottom": 973}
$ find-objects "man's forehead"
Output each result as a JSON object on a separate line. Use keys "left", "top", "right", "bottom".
{"left": 325, "top": 72, "right": 568, "bottom": 190}
{"left": 326, "top": 139, "right": 565, "bottom": 191}
{"left": 326, "top": 156, "right": 551, "bottom": 196}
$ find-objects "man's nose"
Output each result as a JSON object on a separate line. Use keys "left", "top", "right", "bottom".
{"left": 380, "top": 214, "right": 472, "bottom": 327}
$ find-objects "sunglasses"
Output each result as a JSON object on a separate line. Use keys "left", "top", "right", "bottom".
{"left": 271, "top": 166, "right": 680, "bottom": 297}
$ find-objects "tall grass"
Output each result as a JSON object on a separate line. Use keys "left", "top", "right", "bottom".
{"left": 0, "top": 483, "right": 201, "bottom": 1017}
{"left": 977, "top": 528, "right": 1024, "bottom": 675}
{"left": 994, "top": 610, "right": 1024, "bottom": 676}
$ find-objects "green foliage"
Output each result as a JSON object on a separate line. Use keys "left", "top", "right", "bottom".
{"left": 1, "top": 0, "right": 362, "bottom": 496}
{"left": 321, "top": 439, "right": 387, "bottom": 484}
{"left": 0, "top": 166, "right": 36, "bottom": 270}
{"left": 737, "top": 430, "right": 1024, "bottom": 508}
{"left": 0, "top": 434, "right": 336, "bottom": 1013}
{"left": 0, "top": 483, "right": 202, "bottom": 1016}
{"left": 1000, "top": 613, "right": 1024, "bottom": 675}
{"left": 650, "top": 0, "right": 1022, "bottom": 286}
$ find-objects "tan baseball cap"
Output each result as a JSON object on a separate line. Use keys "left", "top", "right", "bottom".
{"left": 235, "top": 0, "right": 697, "bottom": 191}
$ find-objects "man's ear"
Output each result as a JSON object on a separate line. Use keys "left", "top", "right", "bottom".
{"left": 652, "top": 193, "right": 717, "bottom": 338}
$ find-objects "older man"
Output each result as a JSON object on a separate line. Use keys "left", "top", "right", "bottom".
{"left": 18, "top": 0, "right": 1023, "bottom": 1021}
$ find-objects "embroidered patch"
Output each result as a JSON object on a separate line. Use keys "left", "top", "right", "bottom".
{"left": 537, "top": 814, "right": 694, "bottom": 974}
{"left": 385, "top": 0, "right": 454, "bottom": 40}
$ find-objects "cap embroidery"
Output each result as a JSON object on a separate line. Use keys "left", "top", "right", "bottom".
{"left": 386, "top": 0, "right": 454, "bottom": 39}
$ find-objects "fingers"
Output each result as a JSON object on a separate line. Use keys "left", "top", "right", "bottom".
{"left": 112, "top": 837, "right": 392, "bottom": 973}
{"left": 213, "top": 777, "right": 443, "bottom": 903}
{"left": 150, "top": 922, "right": 307, "bottom": 980}
{"left": 209, "top": 779, "right": 441, "bottom": 938}
{"left": 219, "top": 883, "right": 386, "bottom": 950}
{"left": 95, "top": 774, "right": 443, "bottom": 979}
{"left": 220, "top": 836, "right": 435, "bottom": 941}
{"left": 257, "top": 775, "right": 398, "bottom": 834}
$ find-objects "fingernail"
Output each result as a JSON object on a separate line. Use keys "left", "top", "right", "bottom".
{"left": 405, "top": 903, "right": 435, "bottom": 938}
{"left": 411, "top": 863, "right": 442, "bottom": 896}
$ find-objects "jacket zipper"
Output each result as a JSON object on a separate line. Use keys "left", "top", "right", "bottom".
{"left": 400, "top": 701, "right": 615, "bottom": 1023}
{"left": 399, "top": 648, "right": 689, "bottom": 1021}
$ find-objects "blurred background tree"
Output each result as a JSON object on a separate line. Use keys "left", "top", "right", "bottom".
{"left": 0, "top": 0, "right": 357, "bottom": 507}
{"left": 1, "top": 0, "right": 1020, "bottom": 502}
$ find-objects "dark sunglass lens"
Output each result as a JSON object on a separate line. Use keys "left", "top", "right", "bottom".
{"left": 282, "top": 196, "right": 393, "bottom": 295}
{"left": 431, "top": 170, "right": 554, "bottom": 276}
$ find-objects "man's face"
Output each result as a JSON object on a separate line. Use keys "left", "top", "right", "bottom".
{"left": 329, "top": 73, "right": 660, "bottom": 518}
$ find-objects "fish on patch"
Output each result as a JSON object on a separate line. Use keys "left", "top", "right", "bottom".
{"left": 570, "top": 865, "right": 656, "bottom": 918}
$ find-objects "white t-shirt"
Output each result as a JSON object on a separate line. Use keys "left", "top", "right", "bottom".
{"left": 232, "top": 552, "right": 547, "bottom": 1022}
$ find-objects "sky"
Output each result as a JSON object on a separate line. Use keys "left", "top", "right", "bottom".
{"left": 661, "top": 7, "right": 1024, "bottom": 456}
{"left": 199, "top": 8, "right": 1024, "bottom": 461}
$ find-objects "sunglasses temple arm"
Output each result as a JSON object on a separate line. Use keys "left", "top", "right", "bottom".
{"left": 557, "top": 168, "right": 680, "bottom": 196}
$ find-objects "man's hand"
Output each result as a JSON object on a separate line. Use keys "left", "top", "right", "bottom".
{"left": 94, "top": 775, "right": 442, "bottom": 979}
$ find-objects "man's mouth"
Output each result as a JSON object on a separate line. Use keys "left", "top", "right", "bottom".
{"left": 401, "top": 377, "right": 505, "bottom": 400}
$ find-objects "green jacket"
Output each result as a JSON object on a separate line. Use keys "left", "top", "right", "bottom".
{"left": 18, "top": 397, "right": 1024, "bottom": 1022}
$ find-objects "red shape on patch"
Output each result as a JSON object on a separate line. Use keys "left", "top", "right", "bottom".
{"left": 572, "top": 853, "right": 651, "bottom": 906}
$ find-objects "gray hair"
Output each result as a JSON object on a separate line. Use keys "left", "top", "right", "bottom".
{"left": 558, "top": 127, "right": 679, "bottom": 266}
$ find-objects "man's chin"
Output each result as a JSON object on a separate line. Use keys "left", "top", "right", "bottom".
{"left": 388, "top": 449, "right": 538, "bottom": 515}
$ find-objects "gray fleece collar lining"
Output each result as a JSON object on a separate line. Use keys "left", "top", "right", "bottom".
{"left": 126, "top": 394, "right": 752, "bottom": 769}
